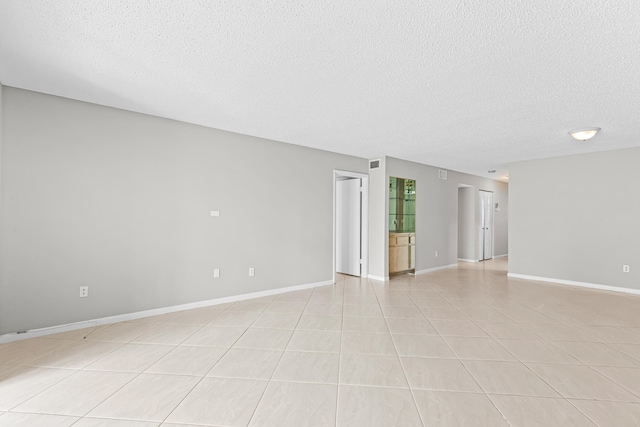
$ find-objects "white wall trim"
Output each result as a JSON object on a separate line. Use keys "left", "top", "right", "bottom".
{"left": 368, "top": 274, "right": 389, "bottom": 281}
{"left": 415, "top": 264, "right": 458, "bottom": 275}
{"left": 494, "top": 253, "right": 508, "bottom": 258}
{"left": 0, "top": 279, "right": 334, "bottom": 344}
{"left": 457, "top": 258, "right": 478, "bottom": 263}
{"left": 507, "top": 273, "right": 640, "bottom": 296}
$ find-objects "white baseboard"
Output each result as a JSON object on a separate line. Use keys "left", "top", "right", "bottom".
{"left": 494, "top": 254, "right": 508, "bottom": 258}
{"left": 457, "top": 258, "right": 478, "bottom": 263}
{"left": 368, "top": 274, "right": 389, "bottom": 281}
{"left": 0, "top": 279, "right": 334, "bottom": 344}
{"left": 415, "top": 264, "right": 458, "bottom": 275}
{"left": 507, "top": 273, "right": 640, "bottom": 296}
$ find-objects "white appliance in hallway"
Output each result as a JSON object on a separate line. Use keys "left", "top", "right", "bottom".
{"left": 336, "top": 178, "right": 362, "bottom": 276}
{"left": 479, "top": 190, "right": 494, "bottom": 260}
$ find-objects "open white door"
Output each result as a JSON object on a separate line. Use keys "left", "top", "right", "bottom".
{"left": 480, "top": 190, "right": 494, "bottom": 260}
{"left": 336, "top": 178, "right": 362, "bottom": 276}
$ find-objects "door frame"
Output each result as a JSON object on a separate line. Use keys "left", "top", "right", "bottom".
{"left": 333, "top": 170, "right": 369, "bottom": 282}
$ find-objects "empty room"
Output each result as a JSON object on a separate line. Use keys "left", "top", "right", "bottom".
{"left": 1, "top": 1, "right": 639, "bottom": 426}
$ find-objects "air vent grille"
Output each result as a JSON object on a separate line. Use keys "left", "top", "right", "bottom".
{"left": 438, "top": 169, "right": 448, "bottom": 180}
{"left": 369, "top": 160, "right": 380, "bottom": 169}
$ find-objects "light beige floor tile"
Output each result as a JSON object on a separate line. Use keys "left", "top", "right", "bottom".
{"left": 392, "top": 334, "right": 455, "bottom": 358}
{"left": 570, "top": 399, "right": 640, "bottom": 427}
{"left": 526, "top": 363, "right": 639, "bottom": 401}
{"left": 207, "top": 348, "right": 282, "bottom": 379}
{"left": 340, "top": 353, "right": 408, "bottom": 387}
{"left": 0, "top": 366, "right": 75, "bottom": 410}
{"left": 523, "top": 323, "right": 595, "bottom": 342}
{"left": 463, "top": 360, "right": 560, "bottom": 397}
{"left": 131, "top": 324, "right": 202, "bottom": 345}
{"left": 497, "top": 307, "right": 556, "bottom": 323}
{"left": 410, "top": 295, "right": 452, "bottom": 308}
{"left": 341, "top": 333, "right": 396, "bottom": 355}
{"left": 252, "top": 313, "right": 300, "bottom": 329}
{"left": 88, "top": 374, "right": 199, "bottom": 422}
{"left": 593, "top": 366, "right": 640, "bottom": 396}
{"left": 337, "top": 385, "right": 422, "bottom": 427}
{"left": 249, "top": 381, "right": 337, "bottom": 427}
{"left": 166, "top": 308, "right": 221, "bottom": 325}
{"left": 297, "top": 315, "right": 342, "bottom": 331}
{"left": 208, "top": 310, "right": 261, "bottom": 327}
{"left": 430, "top": 320, "right": 489, "bottom": 337}
{"left": 145, "top": 346, "right": 226, "bottom": 376}
{"left": 343, "top": 304, "right": 383, "bottom": 317}
{"left": 74, "top": 418, "right": 159, "bottom": 426}
{"left": 445, "top": 337, "right": 517, "bottom": 361}
{"left": 574, "top": 325, "right": 640, "bottom": 344}
{"left": 377, "top": 296, "right": 416, "bottom": 306}
{"left": 233, "top": 328, "right": 292, "bottom": 350}
{"left": 385, "top": 318, "right": 437, "bottom": 335}
{"left": 0, "top": 412, "right": 78, "bottom": 426}
{"left": 181, "top": 325, "right": 245, "bottom": 347}
{"left": 609, "top": 343, "right": 640, "bottom": 361}
{"left": 308, "top": 294, "right": 344, "bottom": 305}
{"left": 84, "top": 343, "right": 173, "bottom": 372}
{"left": 228, "top": 300, "right": 271, "bottom": 312}
{"left": 474, "top": 321, "right": 539, "bottom": 339}
{"left": 272, "top": 351, "right": 339, "bottom": 383}
{"left": 343, "top": 294, "right": 378, "bottom": 305}
{"left": 551, "top": 341, "right": 640, "bottom": 367}
{"left": 413, "top": 390, "right": 509, "bottom": 426}
{"left": 287, "top": 330, "right": 341, "bottom": 353}
{"left": 264, "top": 302, "right": 306, "bottom": 314}
{"left": 381, "top": 306, "right": 425, "bottom": 319}
{"left": 165, "top": 377, "right": 267, "bottom": 426}
{"left": 304, "top": 304, "right": 344, "bottom": 316}
{"left": 497, "top": 339, "right": 581, "bottom": 364}
{"left": 445, "top": 298, "right": 491, "bottom": 309}
{"left": 420, "top": 306, "right": 468, "bottom": 320}
{"left": 42, "top": 326, "right": 109, "bottom": 341}
{"left": 84, "top": 322, "right": 158, "bottom": 343}
{"left": 13, "top": 370, "right": 136, "bottom": 416}
{"left": 275, "top": 290, "right": 313, "bottom": 302}
{"left": 458, "top": 308, "right": 514, "bottom": 322}
{"left": 30, "top": 341, "right": 124, "bottom": 369}
{"left": 0, "top": 338, "right": 75, "bottom": 365}
{"left": 401, "top": 357, "right": 482, "bottom": 392}
{"left": 342, "top": 316, "right": 388, "bottom": 333}
{"left": 489, "top": 395, "right": 597, "bottom": 427}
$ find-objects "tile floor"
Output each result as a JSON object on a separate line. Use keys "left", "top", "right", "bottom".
{"left": 1, "top": 258, "right": 640, "bottom": 426}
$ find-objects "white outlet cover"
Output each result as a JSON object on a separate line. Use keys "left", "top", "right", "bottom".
{"left": 79, "top": 286, "right": 89, "bottom": 297}
{"left": 249, "top": 268, "right": 255, "bottom": 276}
{"left": 211, "top": 211, "right": 220, "bottom": 217}
{"left": 214, "top": 269, "right": 220, "bottom": 278}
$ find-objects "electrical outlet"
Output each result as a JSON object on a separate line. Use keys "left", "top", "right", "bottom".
{"left": 210, "top": 210, "right": 220, "bottom": 217}
{"left": 214, "top": 269, "right": 220, "bottom": 278}
{"left": 435, "top": 251, "right": 439, "bottom": 257}
{"left": 79, "top": 286, "right": 89, "bottom": 298}
{"left": 249, "top": 267, "right": 255, "bottom": 277}
{"left": 623, "top": 265, "right": 630, "bottom": 273}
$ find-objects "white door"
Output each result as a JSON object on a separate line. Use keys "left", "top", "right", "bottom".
{"left": 336, "top": 178, "right": 362, "bottom": 276}
{"left": 480, "top": 190, "right": 493, "bottom": 260}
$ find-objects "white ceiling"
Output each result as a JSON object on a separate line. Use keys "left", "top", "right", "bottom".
{"left": 1, "top": 1, "right": 639, "bottom": 181}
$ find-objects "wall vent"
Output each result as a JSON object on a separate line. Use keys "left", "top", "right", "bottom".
{"left": 369, "top": 159, "right": 380, "bottom": 169}
{"left": 438, "top": 169, "right": 448, "bottom": 180}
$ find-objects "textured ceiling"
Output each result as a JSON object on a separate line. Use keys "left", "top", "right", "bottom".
{"left": 1, "top": 1, "right": 639, "bottom": 181}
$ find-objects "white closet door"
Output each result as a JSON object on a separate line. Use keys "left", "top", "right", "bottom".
{"left": 336, "top": 179, "right": 362, "bottom": 276}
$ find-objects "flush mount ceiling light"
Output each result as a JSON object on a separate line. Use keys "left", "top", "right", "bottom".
{"left": 569, "top": 127, "right": 601, "bottom": 141}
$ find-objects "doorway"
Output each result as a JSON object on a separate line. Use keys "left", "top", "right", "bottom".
{"left": 334, "top": 170, "right": 369, "bottom": 279}
{"left": 479, "top": 190, "right": 494, "bottom": 261}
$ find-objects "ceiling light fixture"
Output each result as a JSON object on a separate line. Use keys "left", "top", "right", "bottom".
{"left": 569, "top": 127, "right": 601, "bottom": 141}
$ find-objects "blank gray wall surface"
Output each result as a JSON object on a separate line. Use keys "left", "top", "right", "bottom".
{"left": 457, "top": 187, "right": 475, "bottom": 260}
{"left": 367, "top": 157, "right": 388, "bottom": 279}
{"left": 509, "top": 147, "right": 640, "bottom": 290}
{"left": 384, "top": 157, "right": 508, "bottom": 272}
{"left": 0, "top": 88, "right": 367, "bottom": 334}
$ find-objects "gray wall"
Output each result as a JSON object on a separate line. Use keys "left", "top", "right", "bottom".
{"left": 509, "top": 147, "right": 640, "bottom": 290}
{"left": 0, "top": 88, "right": 367, "bottom": 334}
{"left": 369, "top": 156, "right": 508, "bottom": 278}
{"left": 457, "top": 187, "right": 475, "bottom": 260}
